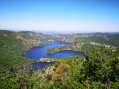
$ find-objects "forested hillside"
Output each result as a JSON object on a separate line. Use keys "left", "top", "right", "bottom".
{"left": 20, "top": 31, "right": 47, "bottom": 40}
{"left": 74, "top": 34, "right": 119, "bottom": 47}
{"left": 1, "top": 46, "right": 119, "bottom": 89}
{"left": 47, "top": 34, "right": 119, "bottom": 54}
{"left": 0, "top": 31, "right": 119, "bottom": 89}
{"left": 20, "top": 31, "right": 61, "bottom": 41}
{"left": 57, "top": 34, "right": 119, "bottom": 47}
{"left": 46, "top": 43, "right": 99, "bottom": 54}
{"left": 0, "top": 30, "right": 47, "bottom": 72}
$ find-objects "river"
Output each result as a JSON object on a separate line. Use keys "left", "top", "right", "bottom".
{"left": 23, "top": 40, "right": 83, "bottom": 71}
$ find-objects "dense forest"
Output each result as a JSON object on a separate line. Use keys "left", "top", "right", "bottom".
{"left": 0, "top": 30, "right": 119, "bottom": 89}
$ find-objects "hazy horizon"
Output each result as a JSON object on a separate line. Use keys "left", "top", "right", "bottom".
{"left": 0, "top": 0, "right": 119, "bottom": 32}
{"left": 1, "top": 29, "right": 119, "bottom": 34}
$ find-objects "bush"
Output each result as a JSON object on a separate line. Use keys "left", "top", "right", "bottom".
{"left": 46, "top": 74, "right": 52, "bottom": 80}
{"left": 41, "top": 69, "right": 45, "bottom": 73}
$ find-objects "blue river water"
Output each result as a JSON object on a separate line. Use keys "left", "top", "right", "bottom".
{"left": 23, "top": 40, "right": 83, "bottom": 70}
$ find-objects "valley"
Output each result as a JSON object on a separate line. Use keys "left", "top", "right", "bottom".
{"left": 0, "top": 30, "right": 119, "bottom": 89}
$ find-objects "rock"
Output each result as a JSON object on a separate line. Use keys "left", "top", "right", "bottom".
{"left": 37, "top": 58, "right": 61, "bottom": 62}
{"left": 45, "top": 66, "right": 55, "bottom": 75}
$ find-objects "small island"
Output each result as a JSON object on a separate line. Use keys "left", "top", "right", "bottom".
{"left": 37, "top": 58, "right": 61, "bottom": 62}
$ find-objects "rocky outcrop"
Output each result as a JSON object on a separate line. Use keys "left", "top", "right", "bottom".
{"left": 38, "top": 58, "right": 61, "bottom": 62}
{"left": 47, "top": 40, "right": 54, "bottom": 42}
{"left": 38, "top": 66, "right": 55, "bottom": 78}
{"left": 45, "top": 66, "right": 55, "bottom": 75}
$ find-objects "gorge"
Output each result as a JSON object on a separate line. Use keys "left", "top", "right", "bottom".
{"left": 23, "top": 40, "right": 83, "bottom": 70}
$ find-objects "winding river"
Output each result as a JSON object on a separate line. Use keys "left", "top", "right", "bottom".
{"left": 23, "top": 40, "right": 83, "bottom": 71}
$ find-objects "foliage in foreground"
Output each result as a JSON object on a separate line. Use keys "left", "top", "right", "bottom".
{"left": 0, "top": 46, "right": 119, "bottom": 89}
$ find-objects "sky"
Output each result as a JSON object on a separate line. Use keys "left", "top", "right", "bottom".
{"left": 0, "top": 0, "right": 119, "bottom": 32}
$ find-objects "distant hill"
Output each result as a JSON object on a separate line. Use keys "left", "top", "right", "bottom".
{"left": 57, "top": 33, "right": 119, "bottom": 47}
{"left": 20, "top": 31, "right": 47, "bottom": 40}
{"left": 77, "top": 32, "right": 119, "bottom": 35}
{"left": 20, "top": 31, "right": 64, "bottom": 41}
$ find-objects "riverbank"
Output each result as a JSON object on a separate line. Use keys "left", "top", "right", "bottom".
{"left": 10, "top": 61, "right": 36, "bottom": 73}
{"left": 46, "top": 43, "right": 83, "bottom": 54}
{"left": 46, "top": 42, "right": 110, "bottom": 54}
{"left": 22, "top": 42, "right": 50, "bottom": 56}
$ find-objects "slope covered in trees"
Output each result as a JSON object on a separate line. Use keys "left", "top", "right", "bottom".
{"left": 46, "top": 33, "right": 119, "bottom": 54}
{"left": 0, "top": 31, "right": 119, "bottom": 89}
{"left": 20, "top": 31, "right": 62, "bottom": 41}
{"left": 0, "top": 30, "right": 47, "bottom": 72}
{"left": 20, "top": 31, "right": 47, "bottom": 40}
{"left": 1, "top": 46, "right": 119, "bottom": 89}
{"left": 74, "top": 34, "right": 119, "bottom": 47}
{"left": 57, "top": 34, "right": 119, "bottom": 47}
{"left": 46, "top": 43, "right": 99, "bottom": 54}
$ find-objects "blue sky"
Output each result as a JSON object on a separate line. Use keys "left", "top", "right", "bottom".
{"left": 0, "top": 0, "right": 119, "bottom": 32}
